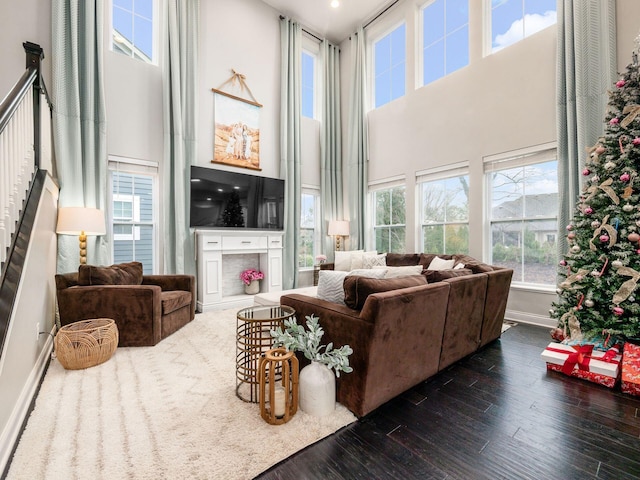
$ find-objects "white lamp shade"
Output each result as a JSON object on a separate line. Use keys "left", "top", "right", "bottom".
{"left": 327, "top": 220, "right": 350, "bottom": 236}
{"left": 56, "top": 207, "right": 106, "bottom": 235}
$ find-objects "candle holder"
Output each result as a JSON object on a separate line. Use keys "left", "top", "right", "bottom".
{"left": 258, "top": 347, "right": 298, "bottom": 425}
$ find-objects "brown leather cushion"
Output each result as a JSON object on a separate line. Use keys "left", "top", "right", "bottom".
{"left": 77, "top": 262, "right": 144, "bottom": 286}
{"left": 385, "top": 253, "right": 421, "bottom": 266}
{"left": 161, "top": 290, "right": 192, "bottom": 315}
{"left": 423, "top": 268, "right": 474, "bottom": 283}
{"left": 343, "top": 275, "right": 427, "bottom": 310}
{"left": 453, "top": 254, "right": 495, "bottom": 273}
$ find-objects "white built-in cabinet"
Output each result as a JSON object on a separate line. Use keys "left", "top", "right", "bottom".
{"left": 195, "top": 230, "right": 283, "bottom": 311}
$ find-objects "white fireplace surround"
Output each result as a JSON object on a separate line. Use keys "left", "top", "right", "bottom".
{"left": 195, "top": 229, "right": 283, "bottom": 311}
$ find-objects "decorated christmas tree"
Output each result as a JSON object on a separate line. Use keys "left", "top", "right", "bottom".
{"left": 552, "top": 36, "right": 640, "bottom": 342}
{"left": 221, "top": 191, "right": 245, "bottom": 227}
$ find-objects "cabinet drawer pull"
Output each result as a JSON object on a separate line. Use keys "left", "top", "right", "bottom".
{"left": 241, "top": 241, "right": 252, "bottom": 244}
{"left": 207, "top": 241, "right": 219, "bottom": 244}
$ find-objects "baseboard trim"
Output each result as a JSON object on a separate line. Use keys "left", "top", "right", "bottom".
{"left": 505, "top": 309, "right": 555, "bottom": 328}
{"left": 0, "top": 329, "right": 53, "bottom": 477}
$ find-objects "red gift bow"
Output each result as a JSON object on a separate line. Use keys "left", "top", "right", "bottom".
{"left": 601, "top": 346, "right": 621, "bottom": 363}
{"left": 546, "top": 344, "right": 594, "bottom": 375}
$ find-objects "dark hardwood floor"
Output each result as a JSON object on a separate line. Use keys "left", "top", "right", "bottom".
{"left": 255, "top": 323, "right": 640, "bottom": 480}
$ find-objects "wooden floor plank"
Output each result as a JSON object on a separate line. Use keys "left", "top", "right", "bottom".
{"left": 255, "top": 324, "right": 640, "bottom": 480}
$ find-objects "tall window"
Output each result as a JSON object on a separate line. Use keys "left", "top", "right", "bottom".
{"left": 110, "top": 161, "right": 157, "bottom": 274}
{"left": 112, "top": 0, "right": 155, "bottom": 63}
{"left": 420, "top": 174, "right": 469, "bottom": 254}
{"left": 299, "top": 191, "right": 320, "bottom": 269}
{"left": 486, "top": 152, "right": 558, "bottom": 285}
{"left": 422, "top": 0, "right": 469, "bottom": 86}
{"left": 302, "top": 51, "right": 315, "bottom": 119}
{"left": 374, "top": 23, "right": 406, "bottom": 108}
{"left": 372, "top": 186, "right": 406, "bottom": 253}
{"left": 489, "top": 0, "right": 556, "bottom": 53}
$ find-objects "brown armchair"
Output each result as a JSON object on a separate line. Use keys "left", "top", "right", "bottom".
{"left": 55, "top": 262, "right": 196, "bottom": 347}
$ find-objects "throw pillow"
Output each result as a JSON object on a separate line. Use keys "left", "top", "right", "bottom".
{"left": 362, "top": 252, "right": 387, "bottom": 269}
{"left": 350, "top": 250, "right": 377, "bottom": 270}
{"left": 347, "top": 268, "right": 387, "bottom": 279}
{"left": 454, "top": 262, "right": 466, "bottom": 269}
{"left": 343, "top": 275, "right": 427, "bottom": 310}
{"left": 427, "top": 256, "right": 455, "bottom": 270}
{"left": 383, "top": 265, "right": 424, "bottom": 278}
{"left": 316, "top": 270, "right": 348, "bottom": 305}
{"left": 78, "top": 261, "right": 144, "bottom": 286}
{"left": 334, "top": 250, "right": 364, "bottom": 271}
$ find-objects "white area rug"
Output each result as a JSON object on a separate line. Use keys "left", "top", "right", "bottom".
{"left": 7, "top": 309, "right": 356, "bottom": 480}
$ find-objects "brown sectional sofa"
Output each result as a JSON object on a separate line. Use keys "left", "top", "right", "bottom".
{"left": 280, "top": 253, "right": 513, "bottom": 417}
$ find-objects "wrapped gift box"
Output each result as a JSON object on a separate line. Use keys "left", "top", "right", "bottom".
{"left": 622, "top": 342, "right": 640, "bottom": 396}
{"left": 541, "top": 342, "right": 621, "bottom": 388}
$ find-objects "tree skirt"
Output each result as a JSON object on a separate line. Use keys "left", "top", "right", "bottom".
{"left": 7, "top": 309, "right": 356, "bottom": 480}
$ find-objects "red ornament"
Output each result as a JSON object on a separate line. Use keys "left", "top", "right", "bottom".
{"left": 613, "top": 306, "right": 624, "bottom": 316}
{"left": 600, "top": 234, "right": 610, "bottom": 243}
{"left": 582, "top": 168, "right": 591, "bottom": 176}
{"left": 559, "top": 259, "right": 567, "bottom": 266}
{"left": 628, "top": 233, "right": 640, "bottom": 243}
{"left": 595, "top": 146, "right": 606, "bottom": 154}
{"left": 584, "top": 206, "right": 594, "bottom": 215}
{"left": 621, "top": 173, "right": 631, "bottom": 182}
{"left": 610, "top": 118, "right": 620, "bottom": 125}
{"left": 616, "top": 80, "right": 626, "bottom": 88}
{"left": 634, "top": 137, "right": 640, "bottom": 146}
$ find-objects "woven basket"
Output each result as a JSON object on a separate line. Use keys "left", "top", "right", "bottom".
{"left": 55, "top": 318, "right": 119, "bottom": 370}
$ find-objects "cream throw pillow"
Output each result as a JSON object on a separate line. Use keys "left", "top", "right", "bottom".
{"left": 348, "top": 268, "right": 387, "bottom": 279}
{"left": 334, "top": 250, "right": 364, "bottom": 271}
{"left": 383, "top": 265, "right": 424, "bottom": 278}
{"left": 362, "top": 252, "right": 387, "bottom": 269}
{"left": 427, "top": 256, "right": 455, "bottom": 270}
{"left": 316, "top": 270, "right": 348, "bottom": 304}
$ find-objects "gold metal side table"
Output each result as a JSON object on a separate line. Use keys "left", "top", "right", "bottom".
{"left": 236, "top": 304, "right": 296, "bottom": 403}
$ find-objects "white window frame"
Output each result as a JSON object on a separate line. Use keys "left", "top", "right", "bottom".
{"left": 419, "top": 0, "right": 470, "bottom": 87}
{"left": 369, "top": 176, "right": 407, "bottom": 253}
{"left": 112, "top": 193, "right": 141, "bottom": 241}
{"left": 417, "top": 162, "right": 470, "bottom": 254}
{"left": 108, "top": 155, "right": 159, "bottom": 273}
{"left": 484, "top": 0, "right": 557, "bottom": 56}
{"left": 369, "top": 20, "right": 407, "bottom": 109}
{"left": 110, "top": 0, "right": 159, "bottom": 65}
{"left": 299, "top": 187, "right": 321, "bottom": 270}
{"left": 483, "top": 143, "right": 558, "bottom": 288}
{"left": 302, "top": 34, "right": 321, "bottom": 121}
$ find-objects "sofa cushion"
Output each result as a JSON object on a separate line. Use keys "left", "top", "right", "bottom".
{"left": 419, "top": 253, "right": 454, "bottom": 269}
{"left": 423, "top": 268, "right": 474, "bottom": 283}
{"left": 161, "top": 290, "right": 192, "bottom": 315}
{"left": 78, "top": 262, "right": 144, "bottom": 286}
{"left": 317, "top": 270, "right": 348, "bottom": 304}
{"left": 348, "top": 268, "right": 387, "bottom": 279}
{"left": 350, "top": 250, "right": 378, "bottom": 270}
{"left": 427, "top": 256, "right": 456, "bottom": 270}
{"left": 385, "top": 253, "right": 421, "bottom": 266}
{"left": 453, "top": 254, "right": 495, "bottom": 273}
{"left": 343, "top": 275, "right": 427, "bottom": 310}
{"left": 334, "top": 250, "right": 364, "bottom": 271}
{"left": 382, "top": 265, "right": 424, "bottom": 278}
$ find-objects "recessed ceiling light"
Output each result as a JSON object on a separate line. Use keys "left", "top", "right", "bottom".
{"left": 330, "top": 0, "right": 339, "bottom": 8}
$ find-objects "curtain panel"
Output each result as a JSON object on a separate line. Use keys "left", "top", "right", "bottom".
{"left": 52, "top": 0, "right": 109, "bottom": 273}
{"left": 280, "top": 17, "right": 302, "bottom": 289}
{"left": 556, "top": 0, "right": 616, "bottom": 262}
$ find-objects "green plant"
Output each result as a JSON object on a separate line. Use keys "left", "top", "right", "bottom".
{"left": 270, "top": 315, "right": 353, "bottom": 377}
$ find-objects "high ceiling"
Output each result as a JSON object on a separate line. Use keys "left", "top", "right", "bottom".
{"left": 259, "top": 0, "right": 396, "bottom": 44}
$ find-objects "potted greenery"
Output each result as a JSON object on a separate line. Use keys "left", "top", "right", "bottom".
{"left": 271, "top": 314, "right": 352, "bottom": 416}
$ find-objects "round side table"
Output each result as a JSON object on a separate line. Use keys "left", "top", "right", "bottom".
{"left": 236, "top": 305, "right": 296, "bottom": 403}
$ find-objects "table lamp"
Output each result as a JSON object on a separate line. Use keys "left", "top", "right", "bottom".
{"left": 327, "top": 220, "right": 349, "bottom": 251}
{"left": 56, "top": 207, "right": 106, "bottom": 265}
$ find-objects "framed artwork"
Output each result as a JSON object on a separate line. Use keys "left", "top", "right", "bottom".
{"left": 211, "top": 88, "right": 262, "bottom": 171}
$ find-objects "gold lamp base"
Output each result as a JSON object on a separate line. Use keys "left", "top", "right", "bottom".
{"left": 79, "top": 231, "right": 87, "bottom": 265}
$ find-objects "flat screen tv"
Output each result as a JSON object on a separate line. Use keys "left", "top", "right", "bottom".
{"left": 189, "top": 166, "right": 285, "bottom": 230}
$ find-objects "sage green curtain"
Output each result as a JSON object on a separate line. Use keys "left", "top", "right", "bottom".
{"left": 280, "top": 17, "right": 302, "bottom": 289}
{"left": 556, "top": 0, "right": 616, "bottom": 260}
{"left": 52, "top": 0, "right": 108, "bottom": 273}
{"left": 162, "top": 0, "right": 198, "bottom": 274}
{"left": 320, "top": 41, "right": 343, "bottom": 259}
{"left": 346, "top": 28, "right": 368, "bottom": 250}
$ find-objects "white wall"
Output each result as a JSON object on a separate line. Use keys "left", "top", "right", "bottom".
{"left": 340, "top": 0, "right": 640, "bottom": 326}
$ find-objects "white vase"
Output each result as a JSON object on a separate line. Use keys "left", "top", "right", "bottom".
{"left": 299, "top": 361, "right": 336, "bottom": 416}
{"left": 245, "top": 280, "right": 260, "bottom": 295}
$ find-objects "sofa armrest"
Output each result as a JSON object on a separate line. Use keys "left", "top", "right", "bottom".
{"left": 143, "top": 274, "right": 196, "bottom": 319}
{"left": 56, "top": 284, "right": 162, "bottom": 346}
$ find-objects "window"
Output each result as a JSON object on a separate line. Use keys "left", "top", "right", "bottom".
{"left": 422, "top": 0, "right": 469, "bottom": 86}
{"left": 419, "top": 174, "right": 469, "bottom": 254}
{"left": 374, "top": 23, "right": 406, "bottom": 108}
{"left": 486, "top": 151, "right": 558, "bottom": 285}
{"left": 489, "top": 0, "right": 556, "bottom": 53}
{"left": 112, "top": 0, "right": 155, "bottom": 63}
{"left": 372, "top": 186, "right": 406, "bottom": 253}
{"left": 109, "top": 159, "right": 158, "bottom": 274}
{"left": 299, "top": 191, "right": 320, "bottom": 269}
{"left": 302, "top": 51, "right": 315, "bottom": 119}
